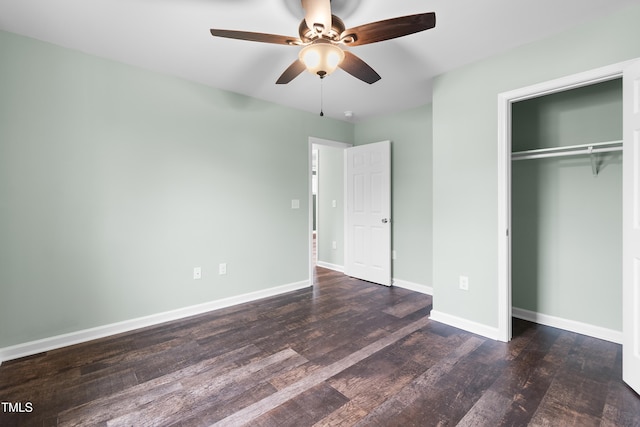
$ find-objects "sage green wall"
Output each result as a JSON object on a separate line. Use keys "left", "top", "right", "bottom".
{"left": 355, "top": 104, "right": 433, "bottom": 287}
{"left": 316, "top": 145, "right": 344, "bottom": 267}
{"left": 511, "top": 80, "right": 622, "bottom": 331}
{"left": 0, "top": 30, "right": 353, "bottom": 349}
{"left": 432, "top": 4, "right": 640, "bottom": 328}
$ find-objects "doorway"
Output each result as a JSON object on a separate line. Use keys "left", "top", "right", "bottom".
{"left": 307, "top": 137, "right": 352, "bottom": 282}
{"left": 497, "top": 59, "right": 637, "bottom": 343}
{"left": 511, "top": 79, "right": 622, "bottom": 343}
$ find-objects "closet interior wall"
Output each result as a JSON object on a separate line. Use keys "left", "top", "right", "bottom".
{"left": 511, "top": 78, "right": 623, "bottom": 333}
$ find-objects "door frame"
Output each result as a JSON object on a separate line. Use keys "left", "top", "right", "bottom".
{"left": 308, "top": 137, "right": 352, "bottom": 283}
{"left": 496, "top": 59, "right": 637, "bottom": 342}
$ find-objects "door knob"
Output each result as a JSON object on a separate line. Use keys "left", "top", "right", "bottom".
{"left": 381, "top": 218, "right": 390, "bottom": 224}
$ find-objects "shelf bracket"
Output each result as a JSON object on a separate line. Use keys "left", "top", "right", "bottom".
{"left": 589, "top": 146, "right": 598, "bottom": 176}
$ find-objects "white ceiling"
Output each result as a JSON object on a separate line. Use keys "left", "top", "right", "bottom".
{"left": 0, "top": 0, "right": 636, "bottom": 121}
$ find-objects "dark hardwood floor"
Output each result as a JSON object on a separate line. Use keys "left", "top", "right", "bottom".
{"left": 1, "top": 266, "right": 639, "bottom": 426}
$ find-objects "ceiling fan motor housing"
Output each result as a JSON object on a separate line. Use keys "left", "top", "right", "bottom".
{"left": 298, "top": 15, "right": 347, "bottom": 43}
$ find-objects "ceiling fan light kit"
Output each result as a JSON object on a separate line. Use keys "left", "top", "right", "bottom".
{"left": 299, "top": 39, "right": 345, "bottom": 77}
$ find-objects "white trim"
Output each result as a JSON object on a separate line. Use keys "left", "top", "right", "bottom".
{"left": 499, "top": 60, "right": 635, "bottom": 104}
{"left": 497, "top": 59, "right": 637, "bottom": 343}
{"left": 512, "top": 307, "right": 623, "bottom": 344}
{"left": 429, "top": 310, "right": 501, "bottom": 341}
{"left": 0, "top": 280, "right": 310, "bottom": 364}
{"left": 392, "top": 279, "right": 433, "bottom": 295}
{"left": 497, "top": 88, "right": 512, "bottom": 343}
{"left": 309, "top": 136, "right": 352, "bottom": 149}
{"left": 316, "top": 261, "right": 344, "bottom": 272}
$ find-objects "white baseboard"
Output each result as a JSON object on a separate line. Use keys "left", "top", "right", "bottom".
{"left": 315, "top": 261, "right": 344, "bottom": 272}
{"left": 429, "top": 310, "right": 501, "bottom": 341}
{"left": 392, "top": 279, "right": 433, "bottom": 295}
{"left": 0, "top": 280, "right": 311, "bottom": 365}
{"left": 512, "top": 307, "right": 622, "bottom": 344}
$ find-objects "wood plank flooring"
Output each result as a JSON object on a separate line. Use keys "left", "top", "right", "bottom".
{"left": 1, "top": 267, "right": 639, "bottom": 426}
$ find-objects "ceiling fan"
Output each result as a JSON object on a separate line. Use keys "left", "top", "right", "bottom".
{"left": 210, "top": 0, "right": 436, "bottom": 85}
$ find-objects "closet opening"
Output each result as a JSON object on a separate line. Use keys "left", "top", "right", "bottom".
{"left": 510, "top": 78, "right": 623, "bottom": 343}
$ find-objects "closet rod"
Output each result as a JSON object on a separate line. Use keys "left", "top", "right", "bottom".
{"left": 512, "top": 140, "right": 622, "bottom": 161}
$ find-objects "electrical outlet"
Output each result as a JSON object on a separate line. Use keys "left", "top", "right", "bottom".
{"left": 392, "top": 250, "right": 397, "bottom": 260}
{"left": 193, "top": 267, "right": 202, "bottom": 280}
{"left": 459, "top": 275, "right": 469, "bottom": 291}
{"left": 332, "top": 241, "right": 337, "bottom": 250}
{"left": 219, "top": 263, "right": 227, "bottom": 275}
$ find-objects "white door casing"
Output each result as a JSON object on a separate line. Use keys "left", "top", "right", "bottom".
{"left": 497, "top": 60, "right": 637, "bottom": 343}
{"left": 622, "top": 60, "right": 640, "bottom": 395}
{"left": 344, "top": 141, "right": 392, "bottom": 286}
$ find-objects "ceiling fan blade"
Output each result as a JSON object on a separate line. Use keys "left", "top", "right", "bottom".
{"left": 338, "top": 51, "right": 381, "bottom": 84}
{"left": 276, "top": 59, "right": 306, "bottom": 84}
{"left": 301, "top": 0, "right": 332, "bottom": 35}
{"left": 210, "top": 29, "right": 302, "bottom": 46}
{"left": 341, "top": 12, "right": 436, "bottom": 46}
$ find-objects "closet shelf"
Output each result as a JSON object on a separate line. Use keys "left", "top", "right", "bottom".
{"left": 511, "top": 140, "right": 623, "bottom": 176}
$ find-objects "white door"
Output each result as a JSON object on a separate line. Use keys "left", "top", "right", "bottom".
{"left": 344, "top": 141, "right": 391, "bottom": 286}
{"left": 623, "top": 60, "right": 640, "bottom": 395}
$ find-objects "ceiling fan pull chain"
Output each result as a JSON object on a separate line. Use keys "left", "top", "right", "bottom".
{"left": 320, "top": 76, "right": 325, "bottom": 117}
